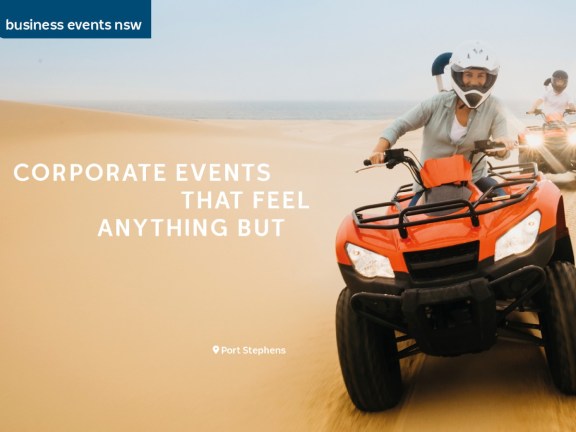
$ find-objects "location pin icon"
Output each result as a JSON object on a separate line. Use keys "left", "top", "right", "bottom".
{"left": 212, "top": 345, "right": 220, "bottom": 354}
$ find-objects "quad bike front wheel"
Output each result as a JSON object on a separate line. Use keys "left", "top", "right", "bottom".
{"left": 538, "top": 261, "right": 576, "bottom": 393}
{"left": 336, "top": 287, "right": 402, "bottom": 411}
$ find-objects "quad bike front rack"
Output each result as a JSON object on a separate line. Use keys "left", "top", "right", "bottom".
{"left": 353, "top": 163, "right": 539, "bottom": 239}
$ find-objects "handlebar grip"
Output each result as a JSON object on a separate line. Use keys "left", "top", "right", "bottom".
{"left": 386, "top": 159, "right": 397, "bottom": 169}
{"left": 363, "top": 159, "right": 372, "bottom": 166}
{"left": 474, "top": 139, "right": 508, "bottom": 152}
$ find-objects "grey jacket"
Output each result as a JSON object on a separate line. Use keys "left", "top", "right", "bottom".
{"left": 380, "top": 91, "right": 510, "bottom": 189}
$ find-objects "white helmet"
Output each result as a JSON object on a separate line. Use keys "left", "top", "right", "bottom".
{"left": 450, "top": 40, "right": 499, "bottom": 108}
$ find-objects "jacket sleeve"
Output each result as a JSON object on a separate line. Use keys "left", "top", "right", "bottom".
{"left": 380, "top": 97, "right": 436, "bottom": 146}
{"left": 490, "top": 101, "right": 512, "bottom": 160}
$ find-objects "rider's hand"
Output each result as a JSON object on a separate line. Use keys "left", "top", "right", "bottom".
{"left": 368, "top": 152, "right": 385, "bottom": 165}
{"left": 368, "top": 138, "right": 391, "bottom": 164}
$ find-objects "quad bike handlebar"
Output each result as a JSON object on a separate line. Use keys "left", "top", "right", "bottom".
{"left": 526, "top": 108, "right": 576, "bottom": 120}
{"left": 360, "top": 141, "right": 508, "bottom": 186}
{"left": 363, "top": 140, "right": 506, "bottom": 168}
{"left": 363, "top": 148, "right": 413, "bottom": 168}
{"left": 362, "top": 148, "right": 423, "bottom": 183}
{"left": 472, "top": 139, "right": 508, "bottom": 154}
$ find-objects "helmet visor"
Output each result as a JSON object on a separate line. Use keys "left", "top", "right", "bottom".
{"left": 552, "top": 77, "right": 567, "bottom": 92}
{"left": 451, "top": 68, "right": 497, "bottom": 93}
{"left": 451, "top": 67, "right": 498, "bottom": 108}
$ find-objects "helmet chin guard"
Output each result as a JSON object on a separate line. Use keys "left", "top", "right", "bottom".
{"left": 449, "top": 40, "right": 499, "bottom": 108}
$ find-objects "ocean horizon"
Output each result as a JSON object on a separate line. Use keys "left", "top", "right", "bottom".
{"left": 49, "top": 99, "right": 535, "bottom": 121}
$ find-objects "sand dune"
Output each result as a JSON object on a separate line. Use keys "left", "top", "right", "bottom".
{"left": 1, "top": 101, "right": 575, "bottom": 431}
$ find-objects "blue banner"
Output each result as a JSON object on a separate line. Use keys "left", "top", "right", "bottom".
{"left": 0, "top": 0, "right": 151, "bottom": 38}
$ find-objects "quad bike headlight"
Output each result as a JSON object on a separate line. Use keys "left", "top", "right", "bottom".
{"left": 495, "top": 211, "right": 541, "bottom": 262}
{"left": 345, "top": 243, "right": 394, "bottom": 278}
{"left": 525, "top": 133, "right": 543, "bottom": 148}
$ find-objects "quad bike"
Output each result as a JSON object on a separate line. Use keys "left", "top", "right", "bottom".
{"left": 518, "top": 109, "right": 576, "bottom": 173}
{"left": 335, "top": 141, "right": 576, "bottom": 412}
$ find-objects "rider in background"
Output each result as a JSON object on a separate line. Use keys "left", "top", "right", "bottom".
{"left": 528, "top": 70, "right": 575, "bottom": 117}
{"left": 368, "top": 40, "right": 516, "bottom": 202}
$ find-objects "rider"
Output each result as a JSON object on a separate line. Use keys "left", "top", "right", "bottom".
{"left": 528, "top": 70, "right": 575, "bottom": 117}
{"left": 368, "top": 40, "right": 516, "bottom": 203}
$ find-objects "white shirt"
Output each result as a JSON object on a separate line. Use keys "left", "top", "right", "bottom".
{"left": 450, "top": 115, "right": 468, "bottom": 144}
{"left": 541, "top": 88, "right": 572, "bottom": 115}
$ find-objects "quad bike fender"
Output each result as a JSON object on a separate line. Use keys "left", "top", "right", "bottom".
{"left": 476, "top": 177, "right": 564, "bottom": 263}
{"left": 336, "top": 176, "right": 571, "bottom": 282}
{"left": 550, "top": 195, "right": 574, "bottom": 263}
{"left": 335, "top": 213, "right": 410, "bottom": 272}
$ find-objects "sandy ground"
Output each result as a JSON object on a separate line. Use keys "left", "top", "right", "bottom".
{"left": 1, "top": 100, "right": 576, "bottom": 431}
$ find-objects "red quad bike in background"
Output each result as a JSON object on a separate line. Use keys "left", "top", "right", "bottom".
{"left": 518, "top": 109, "right": 576, "bottom": 174}
{"left": 335, "top": 141, "right": 576, "bottom": 411}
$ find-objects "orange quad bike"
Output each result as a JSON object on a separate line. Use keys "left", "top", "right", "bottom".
{"left": 335, "top": 141, "right": 576, "bottom": 412}
{"left": 518, "top": 109, "right": 576, "bottom": 173}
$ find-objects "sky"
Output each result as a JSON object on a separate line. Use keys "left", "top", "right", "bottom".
{"left": 1, "top": 0, "right": 576, "bottom": 103}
